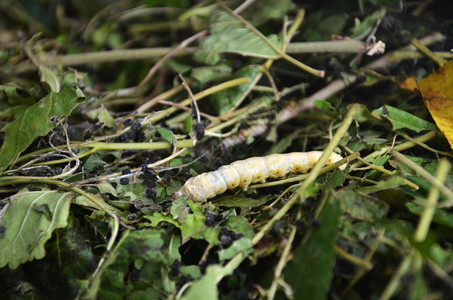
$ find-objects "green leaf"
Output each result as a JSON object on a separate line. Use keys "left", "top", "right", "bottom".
{"left": 354, "top": 104, "right": 374, "bottom": 123}
{"left": 181, "top": 265, "right": 220, "bottom": 300}
{"left": 180, "top": 265, "right": 202, "bottom": 279}
{"left": 225, "top": 215, "right": 254, "bottom": 239}
{"left": 195, "top": 10, "right": 281, "bottom": 65}
{"left": 314, "top": 99, "right": 333, "bottom": 112}
{"left": 218, "top": 237, "right": 253, "bottom": 261}
{"left": 170, "top": 158, "right": 183, "bottom": 167}
{"left": 242, "top": 0, "right": 295, "bottom": 26}
{"left": 87, "top": 105, "right": 116, "bottom": 128}
{"left": 0, "top": 189, "right": 72, "bottom": 269}
{"left": 357, "top": 176, "right": 405, "bottom": 195}
{"left": 0, "top": 86, "right": 85, "bottom": 172}
{"left": 191, "top": 64, "right": 232, "bottom": 83}
{"left": 407, "top": 201, "right": 453, "bottom": 228}
{"left": 182, "top": 201, "right": 218, "bottom": 243}
{"left": 209, "top": 66, "right": 263, "bottom": 114}
{"left": 373, "top": 105, "right": 436, "bottom": 133}
{"left": 267, "top": 129, "right": 302, "bottom": 154}
{"left": 283, "top": 194, "right": 340, "bottom": 299}
{"left": 96, "top": 181, "right": 118, "bottom": 196}
{"left": 0, "top": 84, "right": 35, "bottom": 105}
{"left": 336, "top": 188, "right": 389, "bottom": 219}
{"left": 39, "top": 65, "right": 61, "bottom": 92}
{"left": 113, "top": 178, "right": 147, "bottom": 202}
{"left": 302, "top": 13, "right": 347, "bottom": 42}
{"left": 84, "top": 152, "right": 107, "bottom": 172}
{"left": 325, "top": 168, "right": 346, "bottom": 190}
{"left": 146, "top": 200, "right": 218, "bottom": 244}
{"left": 364, "top": 154, "right": 391, "bottom": 179}
{"left": 211, "top": 195, "right": 270, "bottom": 208}
{"left": 156, "top": 127, "right": 174, "bottom": 144}
{"left": 86, "top": 229, "right": 168, "bottom": 299}
{"left": 167, "top": 233, "right": 182, "bottom": 262}
{"left": 351, "top": 8, "right": 386, "bottom": 40}
{"left": 145, "top": 212, "right": 179, "bottom": 228}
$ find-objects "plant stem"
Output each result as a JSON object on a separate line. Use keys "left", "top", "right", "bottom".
{"left": 147, "top": 77, "right": 250, "bottom": 124}
{"left": 267, "top": 226, "right": 297, "bottom": 300}
{"left": 414, "top": 158, "right": 451, "bottom": 242}
{"left": 391, "top": 150, "right": 453, "bottom": 204}
{"left": 350, "top": 131, "right": 437, "bottom": 169}
{"left": 38, "top": 47, "right": 197, "bottom": 66}
{"left": 352, "top": 155, "right": 419, "bottom": 190}
{"left": 286, "top": 40, "right": 367, "bottom": 53}
{"left": 34, "top": 39, "right": 397, "bottom": 68}
{"left": 379, "top": 251, "right": 414, "bottom": 300}
{"left": 33, "top": 139, "right": 195, "bottom": 166}
{"left": 411, "top": 38, "right": 447, "bottom": 67}
{"left": 335, "top": 245, "right": 373, "bottom": 270}
{"left": 365, "top": 32, "right": 446, "bottom": 70}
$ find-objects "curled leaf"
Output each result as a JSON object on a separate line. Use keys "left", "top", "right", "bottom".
{"left": 400, "top": 60, "right": 453, "bottom": 149}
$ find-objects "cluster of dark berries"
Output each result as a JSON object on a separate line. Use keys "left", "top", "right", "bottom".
{"left": 219, "top": 227, "right": 243, "bottom": 248}
{"left": 141, "top": 165, "right": 157, "bottom": 200}
{"left": 205, "top": 211, "right": 222, "bottom": 226}
{"left": 119, "top": 168, "right": 131, "bottom": 185}
{"left": 118, "top": 119, "right": 146, "bottom": 142}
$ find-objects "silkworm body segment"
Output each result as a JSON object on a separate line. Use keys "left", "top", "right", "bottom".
{"left": 175, "top": 151, "right": 344, "bottom": 202}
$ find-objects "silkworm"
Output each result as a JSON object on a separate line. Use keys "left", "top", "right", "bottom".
{"left": 173, "top": 151, "right": 344, "bottom": 202}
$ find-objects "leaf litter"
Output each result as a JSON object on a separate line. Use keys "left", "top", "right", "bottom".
{"left": 0, "top": 0, "right": 453, "bottom": 299}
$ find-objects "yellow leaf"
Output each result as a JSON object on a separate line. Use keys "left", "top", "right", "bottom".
{"left": 399, "top": 77, "right": 418, "bottom": 92}
{"left": 400, "top": 60, "right": 453, "bottom": 150}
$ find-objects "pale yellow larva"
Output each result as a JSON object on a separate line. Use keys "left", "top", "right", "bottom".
{"left": 173, "top": 151, "right": 345, "bottom": 202}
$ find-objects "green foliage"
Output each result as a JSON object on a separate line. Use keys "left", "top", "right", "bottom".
{"left": 84, "top": 152, "right": 108, "bottom": 172}
{"left": 82, "top": 228, "right": 180, "bottom": 299}
{"left": 224, "top": 215, "right": 254, "bottom": 239}
{"left": 156, "top": 127, "right": 174, "bottom": 144}
{"left": 242, "top": 0, "right": 295, "bottom": 26}
{"left": 195, "top": 10, "right": 281, "bottom": 65}
{"left": 336, "top": 188, "right": 389, "bottom": 219}
{"left": 218, "top": 237, "right": 253, "bottom": 261}
{"left": 87, "top": 105, "right": 116, "bottom": 128}
{"left": 212, "top": 195, "right": 270, "bottom": 208}
{"left": 301, "top": 12, "right": 349, "bottom": 41}
{"left": 0, "top": 86, "right": 84, "bottom": 172}
{"left": 0, "top": 189, "right": 72, "bottom": 269}
{"left": 146, "top": 199, "right": 219, "bottom": 244}
{"left": 191, "top": 64, "right": 232, "bottom": 84}
{"left": 351, "top": 8, "right": 386, "bottom": 39}
{"left": 0, "top": 84, "right": 36, "bottom": 106}
{"left": 283, "top": 196, "right": 341, "bottom": 299}
{"left": 39, "top": 65, "right": 61, "bottom": 92}
{"left": 209, "top": 66, "right": 263, "bottom": 114}
{"left": 373, "top": 105, "right": 437, "bottom": 132}
{"left": 180, "top": 265, "right": 220, "bottom": 300}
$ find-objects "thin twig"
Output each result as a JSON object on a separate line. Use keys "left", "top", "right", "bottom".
{"left": 414, "top": 158, "right": 451, "bottom": 242}
{"left": 411, "top": 38, "right": 446, "bottom": 67}
{"left": 105, "top": 30, "right": 208, "bottom": 99}
{"left": 178, "top": 74, "right": 201, "bottom": 124}
{"left": 391, "top": 150, "right": 453, "bottom": 204}
{"left": 267, "top": 226, "right": 297, "bottom": 300}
